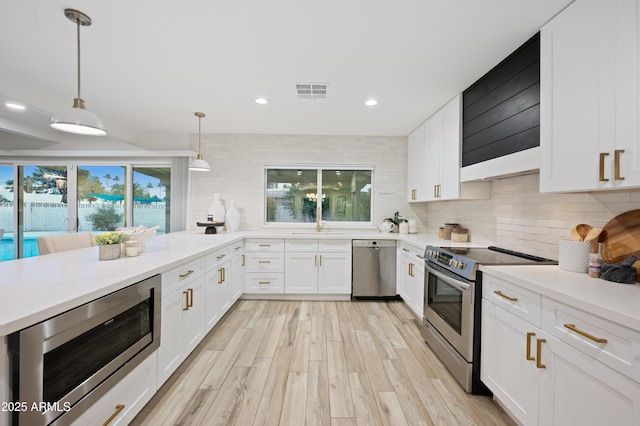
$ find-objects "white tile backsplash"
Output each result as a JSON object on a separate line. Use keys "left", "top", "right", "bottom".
{"left": 188, "top": 134, "right": 412, "bottom": 232}
{"left": 189, "top": 134, "right": 640, "bottom": 261}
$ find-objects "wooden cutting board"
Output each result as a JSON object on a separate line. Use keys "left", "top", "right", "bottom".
{"left": 599, "top": 209, "right": 640, "bottom": 281}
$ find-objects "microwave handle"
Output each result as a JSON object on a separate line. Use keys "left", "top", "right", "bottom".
{"left": 425, "top": 263, "right": 470, "bottom": 292}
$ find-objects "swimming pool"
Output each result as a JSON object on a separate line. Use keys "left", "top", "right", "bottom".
{"left": 0, "top": 232, "right": 77, "bottom": 261}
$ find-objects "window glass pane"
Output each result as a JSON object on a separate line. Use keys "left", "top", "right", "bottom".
{"left": 266, "top": 169, "right": 317, "bottom": 223}
{"left": 78, "top": 166, "right": 126, "bottom": 232}
{"left": 0, "top": 165, "right": 14, "bottom": 261}
{"left": 133, "top": 167, "right": 170, "bottom": 233}
{"left": 322, "top": 170, "right": 372, "bottom": 222}
{"left": 19, "top": 165, "right": 69, "bottom": 258}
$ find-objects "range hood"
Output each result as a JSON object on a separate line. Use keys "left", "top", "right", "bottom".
{"left": 460, "top": 32, "right": 540, "bottom": 182}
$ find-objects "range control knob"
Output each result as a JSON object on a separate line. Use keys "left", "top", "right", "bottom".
{"left": 455, "top": 260, "right": 465, "bottom": 269}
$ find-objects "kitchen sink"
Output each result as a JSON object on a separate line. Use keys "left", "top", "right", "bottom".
{"left": 291, "top": 231, "right": 344, "bottom": 235}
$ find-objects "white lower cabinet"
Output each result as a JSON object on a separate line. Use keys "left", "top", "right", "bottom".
{"left": 284, "top": 239, "right": 351, "bottom": 294}
{"left": 71, "top": 353, "right": 157, "bottom": 426}
{"left": 230, "top": 243, "right": 244, "bottom": 302}
{"left": 244, "top": 238, "right": 285, "bottom": 294}
{"left": 157, "top": 258, "right": 206, "bottom": 386}
{"left": 398, "top": 242, "right": 424, "bottom": 318}
{"left": 481, "top": 272, "right": 640, "bottom": 425}
{"left": 205, "top": 246, "right": 232, "bottom": 332}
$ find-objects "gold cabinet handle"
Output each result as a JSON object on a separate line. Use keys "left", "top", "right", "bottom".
{"left": 187, "top": 288, "right": 193, "bottom": 308}
{"left": 235, "top": 245, "right": 242, "bottom": 250}
{"left": 416, "top": 254, "right": 425, "bottom": 259}
{"left": 408, "top": 263, "right": 414, "bottom": 277}
{"left": 319, "top": 255, "right": 322, "bottom": 266}
{"left": 217, "top": 254, "right": 226, "bottom": 260}
{"left": 222, "top": 267, "right": 226, "bottom": 282}
{"left": 536, "top": 339, "right": 546, "bottom": 369}
{"left": 218, "top": 268, "right": 223, "bottom": 284}
{"left": 614, "top": 149, "right": 625, "bottom": 181}
{"left": 259, "top": 244, "right": 271, "bottom": 247}
{"left": 402, "top": 248, "right": 410, "bottom": 252}
{"left": 564, "top": 323, "right": 608, "bottom": 344}
{"left": 259, "top": 260, "right": 271, "bottom": 264}
{"left": 599, "top": 152, "right": 610, "bottom": 182}
{"left": 411, "top": 189, "right": 417, "bottom": 200}
{"left": 526, "top": 332, "right": 536, "bottom": 361}
{"left": 180, "top": 270, "right": 194, "bottom": 278}
{"left": 314, "top": 255, "right": 318, "bottom": 266}
{"left": 433, "top": 185, "right": 437, "bottom": 198}
{"left": 241, "top": 254, "right": 245, "bottom": 266}
{"left": 258, "top": 281, "right": 271, "bottom": 285}
{"left": 102, "top": 404, "right": 125, "bottom": 426}
{"left": 494, "top": 290, "right": 518, "bottom": 302}
{"left": 437, "top": 184, "right": 441, "bottom": 198}
{"left": 183, "top": 291, "right": 190, "bottom": 310}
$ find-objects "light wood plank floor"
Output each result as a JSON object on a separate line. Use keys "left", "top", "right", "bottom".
{"left": 132, "top": 300, "right": 515, "bottom": 426}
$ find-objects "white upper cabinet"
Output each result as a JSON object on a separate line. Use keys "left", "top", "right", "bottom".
{"left": 407, "top": 95, "right": 490, "bottom": 202}
{"left": 540, "top": 0, "right": 640, "bottom": 192}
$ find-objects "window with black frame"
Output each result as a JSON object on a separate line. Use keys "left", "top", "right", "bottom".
{"left": 265, "top": 167, "right": 372, "bottom": 225}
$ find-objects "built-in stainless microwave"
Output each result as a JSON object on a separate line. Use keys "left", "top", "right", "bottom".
{"left": 9, "top": 274, "right": 161, "bottom": 425}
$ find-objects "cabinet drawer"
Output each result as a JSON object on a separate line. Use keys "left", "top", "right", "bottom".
{"left": 399, "top": 242, "right": 423, "bottom": 257}
{"left": 245, "top": 253, "right": 285, "bottom": 272}
{"left": 483, "top": 273, "right": 541, "bottom": 327}
{"left": 245, "top": 273, "right": 284, "bottom": 293}
{"left": 285, "top": 239, "right": 318, "bottom": 252}
{"left": 205, "top": 245, "right": 232, "bottom": 271}
{"left": 162, "top": 257, "right": 205, "bottom": 295}
{"left": 245, "top": 238, "right": 284, "bottom": 252}
{"left": 542, "top": 297, "right": 640, "bottom": 383}
{"left": 71, "top": 353, "right": 157, "bottom": 426}
{"left": 318, "top": 239, "right": 351, "bottom": 253}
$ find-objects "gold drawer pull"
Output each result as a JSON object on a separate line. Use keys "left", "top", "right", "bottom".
{"left": 259, "top": 244, "right": 271, "bottom": 247}
{"left": 102, "top": 404, "right": 125, "bottom": 426}
{"left": 416, "top": 254, "right": 425, "bottom": 259}
{"left": 402, "top": 248, "right": 410, "bottom": 252}
{"left": 258, "top": 281, "right": 271, "bottom": 285}
{"left": 599, "top": 152, "right": 609, "bottom": 182}
{"left": 526, "top": 332, "right": 536, "bottom": 361}
{"left": 536, "top": 339, "right": 546, "bottom": 369}
{"left": 179, "top": 270, "right": 194, "bottom": 278}
{"left": 494, "top": 290, "right": 518, "bottom": 302}
{"left": 217, "top": 254, "right": 226, "bottom": 260}
{"left": 564, "top": 323, "right": 608, "bottom": 344}
{"left": 235, "top": 245, "right": 242, "bottom": 250}
{"left": 259, "top": 260, "right": 271, "bottom": 264}
{"left": 183, "top": 291, "right": 190, "bottom": 310}
{"left": 615, "top": 149, "right": 625, "bottom": 181}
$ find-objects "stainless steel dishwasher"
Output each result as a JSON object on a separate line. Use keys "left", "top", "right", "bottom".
{"left": 352, "top": 240, "right": 397, "bottom": 298}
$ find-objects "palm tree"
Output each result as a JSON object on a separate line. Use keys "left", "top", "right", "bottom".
{"left": 103, "top": 174, "right": 111, "bottom": 192}
{"left": 146, "top": 182, "right": 153, "bottom": 197}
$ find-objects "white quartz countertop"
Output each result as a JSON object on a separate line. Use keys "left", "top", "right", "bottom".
{"left": 0, "top": 229, "right": 484, "bottom": 336}
{"left": 480, "top": 264, "right": 640, "bottom": 331}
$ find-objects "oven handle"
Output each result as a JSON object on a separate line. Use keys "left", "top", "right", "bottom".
{"left": 425, "top": 263, "right": 470, "bottom": 291}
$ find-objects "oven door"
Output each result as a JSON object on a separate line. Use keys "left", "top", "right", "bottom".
{"left": 423, "top": 261, "right": 474, "bottom": 361}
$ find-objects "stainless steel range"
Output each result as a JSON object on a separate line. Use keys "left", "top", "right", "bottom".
{"left": 421, "top": 245, "right": 556, "bottom": 394}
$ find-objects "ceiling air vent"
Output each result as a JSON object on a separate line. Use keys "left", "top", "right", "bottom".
{"left": 295, "top": 83, "right": 329, "bottom": 99}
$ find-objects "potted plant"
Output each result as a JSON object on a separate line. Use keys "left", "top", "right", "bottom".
{"left": 384, "top": 211, "right": 407, "bottom": 233}
{"left": 94, "top": 232, "right": 126, "bottom": 261}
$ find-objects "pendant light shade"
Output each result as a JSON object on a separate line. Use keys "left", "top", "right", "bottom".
{"left": 189, "top": 112, "right": 211, "bottom": 172}
{"left": 50, "top": 9, "right": 107, "bottom": 136}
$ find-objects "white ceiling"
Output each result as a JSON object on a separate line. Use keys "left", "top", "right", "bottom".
{"left": 0, "top": 0, "right": 573, "bottom": 149}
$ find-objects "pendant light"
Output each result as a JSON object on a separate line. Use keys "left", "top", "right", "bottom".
{"left": 50, "top": 9, "right": 107, "bottom": 136}
{"left": 189, "top": 112, "right": 211, "bottom": 172}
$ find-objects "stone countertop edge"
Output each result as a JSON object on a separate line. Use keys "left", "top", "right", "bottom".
{"left": 0, "top": 230, "right": 485, "bottom": 336}
{"left": 480, "top": 264, "right": 640, "bottom": 331}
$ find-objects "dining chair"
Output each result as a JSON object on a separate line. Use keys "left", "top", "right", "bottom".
{"left": 37, "top": 232, "right": 95, "bottom": 255}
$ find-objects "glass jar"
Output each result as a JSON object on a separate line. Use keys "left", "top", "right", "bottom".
{"left": 443, "top": 223, "right": 459, "bottom": 240}
{"left": 438, "top": 227, "right": 444, "bottom": 238}
{"left": 451, "top": 228, "right": 469, "bottom": 242}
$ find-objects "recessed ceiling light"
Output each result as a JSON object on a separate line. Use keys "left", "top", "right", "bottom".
{"left": 5, "top": 102, "right": 26, "bottom": 111}
{"left": 365, "top": 99, "right": 378, "bottom": 107}
{"left": 255, "top": 97, "right": 268, "bottom": 105}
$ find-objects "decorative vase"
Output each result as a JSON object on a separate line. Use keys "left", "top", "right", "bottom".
{"left": 99, "top": 244, "right": 121, "bottom": 261}
{"left": 225, "top": 200, "right": 241, "bottom": 232}
{"left": 208, "top": 193, "right": 226, "bottom": 223}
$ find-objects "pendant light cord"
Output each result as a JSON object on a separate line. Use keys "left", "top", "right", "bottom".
{"left": 198, "top": 115, "right": 202, "bottom": 154}
{"left": 76, "top": 17, "right": 82, "bottom": 101}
